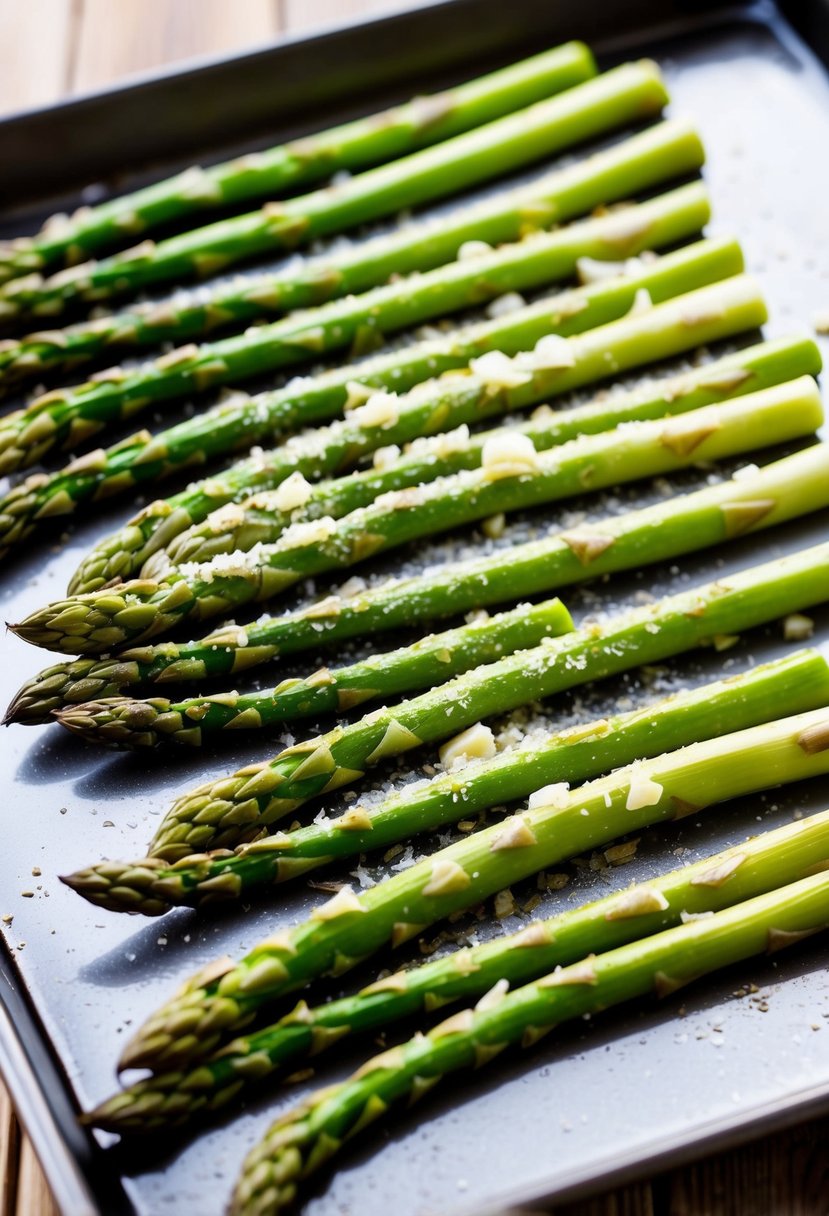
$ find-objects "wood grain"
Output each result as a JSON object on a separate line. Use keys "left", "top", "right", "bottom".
{"left": 71, "top": 0, "right": 280, "bottom": 94}
{"left": 0, "top": 0, "right": 76, "bottom": 114}
{"left": 0, "top": 2, "right": 827, "bottom": 1215}
{"left": 283, "top": 0, "right": 418, "bottom": 33}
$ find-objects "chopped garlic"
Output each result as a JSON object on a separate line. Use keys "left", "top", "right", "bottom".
{"left": 351, "top": 390, "right": 399, "bottom": 427}
{"left": 784, "top": 613, "right": 814, "bottom": 641}
{"left": 481, "top": 431, "right": 539, "bottom": 479}
{"left": 732, "top": 463, "right": 760, "bottom": 482}
{"left": 528, "top": 782, "right": 570, "bottom": 809}
{"left": 344, "top": 380, "right": 373, "bottom": 410}
{"left": 485, "top": 291, "right": 526, "bottom": 319}
{"left": 625, "top": 771, "right": 664, "bottom": 811}
{"left": 271, "top": 471, "right": 313, "bottom": 512}
{"left": 280, "top": 515, "right": 337, "bottom": 548}
{"left": 518, "top": 332, "right": 576, "bottom": 371}
{"left": 439, "top": 723, "right": 496, "bottom": 768}
{"left": 575, "top": 255, "right": 625, "bottom": 284}
{"left": 813, "top": 312, "right": 829, "bottom": 335}
{"left": 372, "top": 444, "right": 401, "bottom": 470}
{"left": 468, "top": 349, "right": 532, "bottom": 389}
{"left": 457, "top": 238, "right": 493, "bottom": 260}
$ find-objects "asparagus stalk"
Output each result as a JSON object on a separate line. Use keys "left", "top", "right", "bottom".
{"left": 112, "top": 536, "right": 829, "bottom": 864}
{"left": 156, "top": 337, "right": 816, "bottom": 571}
{"left": 124, "top": 330, "right": 826, "bottom": 576}
{"left": 12, "top": 373, "right": 819, "bottom": 656}
{"left": 6, "top": 254, "right": 756, "bottom": 586}
{"left": 66, "top": 649, "right": 829, "bottom": 907}
{"left": 0, "top": 183, "right": 713, "bottom": 478}
{"left": 55, "top": 598, "right": 573, "bottom": 747}
{"left": 229, "top": 872, "right": 829, "bottom": 1216}
{"left": 10, "top": 441, "right": 828, "bottom": 727}
{"left": 114, "top": 705, "right": 829, "bottom": 1070}
{"left": 0, "top": 62, "right": 667, "bottom": 322}
{"left": 0, "top": 121, "right": 703, "bottom": 386}
{"left": 0, "top": 44, "right": 596, "bottom": 283}
{"left": 88, "top": 805, "right": 829, "bottom": 1134}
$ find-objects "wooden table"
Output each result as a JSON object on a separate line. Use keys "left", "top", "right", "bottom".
{"left": 0, "top": 2, "right": 827, "bottom": 1212}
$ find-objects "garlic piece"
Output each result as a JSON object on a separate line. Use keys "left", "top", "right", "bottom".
{"left": 272, "top": 471, "right": 313, "bottom": 512}
{"left": 528, "top": 782, "right": 570, "bottom": 809}
{"left": 439, "top": 723, "right": 496, "bottom": 768}
{"left": 469, "top": 349, "right": 532, "bottom": 389}
{"left": 481, "top": 431, "right": 539, "bottom": 479}
{"left": 625, "top": 771, "right": 664, "bottom": 811}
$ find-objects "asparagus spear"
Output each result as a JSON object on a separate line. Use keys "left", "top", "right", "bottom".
{"left": 107, "top": 536, "right": 829, "bottom": 865}
{"left": 65, "top": 648, "right": 829, "bottom": 908}
{"left": 12, "top": 374, "right": 819, "bottom": 656}
{"left": 55, "top": 598, "right": 573, "bottom": 747}
{"left": 0, "top": 62, "right": 667, "bottom": 321}
{"left": 0, "top": 121, "right": 704, "bottom": 386}
{"left": 229, "top": 872, "right": 829, "bottom": 1216}
{"left": 88, "top": 805, "right": 829, "bottom": 1134}
{"left": 156, "top": 338, "right": 815, "bottom": 570}
{"left": 10, "top": 441, "right": 827, "bottom": 727}
{"left": 114, "top": 705, "right": 829, "bottom": 1070}
{"left": 0, "top": 43, "right": 596, "bottom": 283}
{"left": 56, "top": 263, "right": 763, "bottom": 596}
{"left": 106, "top": 333, "right": 821, "bottom": 578}
{"left": 0, "top": 183, "right": 713, "bottom": 478}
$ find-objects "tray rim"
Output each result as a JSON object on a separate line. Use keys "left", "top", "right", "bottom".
{"left": 3, "top": 1, "right": 829, "bottom": 1213}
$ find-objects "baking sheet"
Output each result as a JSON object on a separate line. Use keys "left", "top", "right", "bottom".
{"left": 2, "top": 4, "right": 829, "bottom": 1214}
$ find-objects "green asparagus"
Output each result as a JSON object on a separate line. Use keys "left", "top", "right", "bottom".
{"left": 118, "top": 537, "right": 829, "bottom": 864}
{"left": 10, "top": 441, "right": 827, "bottom": 727}
{"left": 114, "top": 705, "right": 829, "bottom": 1069}
{"left": 156, "top": 343, "right": 816, "bottom": 572}
{"left": 229, "top": 871, "right": 829, "bottom": 1216}
{"left": 12, "top": 255, "right": 757, "bottom": 587}
{"left": 0, "top": 62, "right": 666, "bottom": 321}
{"left": 0, "top": 182, "right": 712, "bottom": 477}
{"left": 65, "top": 649, "right": 829, "bottom": 910}
{"left": 87, "top": 804, "right": 829, "bottom": 1133}
{"left": 0, "top": 120, "right": 703, "bottom": 386}
{"left": 12, "top": 373, "right": 819, "bottom": 656}
{"left": 54, "top": 598, "right": 573, "bottom": 747}
{"left": 0, "top": 43, "right": 596, "bottom": 282}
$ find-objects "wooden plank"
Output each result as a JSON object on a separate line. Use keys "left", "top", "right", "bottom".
{"left": 13, "top": 1139, "right": 57, "bottom": 1216}
{"left": 667, "top": 1118, "right": 829, "bottom": 1216}
{"left": 72, "top": 0, "right": 280, "bottom": 95}
{"left": 283, "top": 0, "right": 418, "bottom": 33}
{"left": 0, "top": 1083, "right": 20, "bottom": 1216}
{"left": 0, "top": 0, "right": 75, "bottom": 117}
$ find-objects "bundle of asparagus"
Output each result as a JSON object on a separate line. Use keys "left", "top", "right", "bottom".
{"left": 0, "top": 120, "right": 703, "bottom": 388}
{"left": 229, "top": 870, "right": 829, "bottom": 1216}
{"left": 90, "top": 804, "right": 829, "bottom": 1133}
{"left": 10, "top": 374, "right": 821, "bottom": 656}
{"left": 0, "top": 61, "right": 666, "bottom": 322}
{"left": 50, "top": 267, "right": 767, "bottom": 592}
{"left": 0, "top": 218, "right": 742, "bottom": 564}
{"left": 8, "top": 439, "right": 826, "bottom": 726}
{"left": 111, "top": 705, "right": 829, "bottom": 1071}
{"left": 63, "top": 650, "right": 829, "bottom": 909}
{"left": 0, "top": 176, "right": 710, "bottom": 479}
{"left": 3, "top": 33, "right": 828, "bottom": 1214}
{"left": 0, "top": 43, "right": 597, "bottom": 282}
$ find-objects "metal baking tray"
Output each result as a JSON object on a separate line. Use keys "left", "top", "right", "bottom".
{"left": 2, "top": 2, "right": 829, "bottom": 1213}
